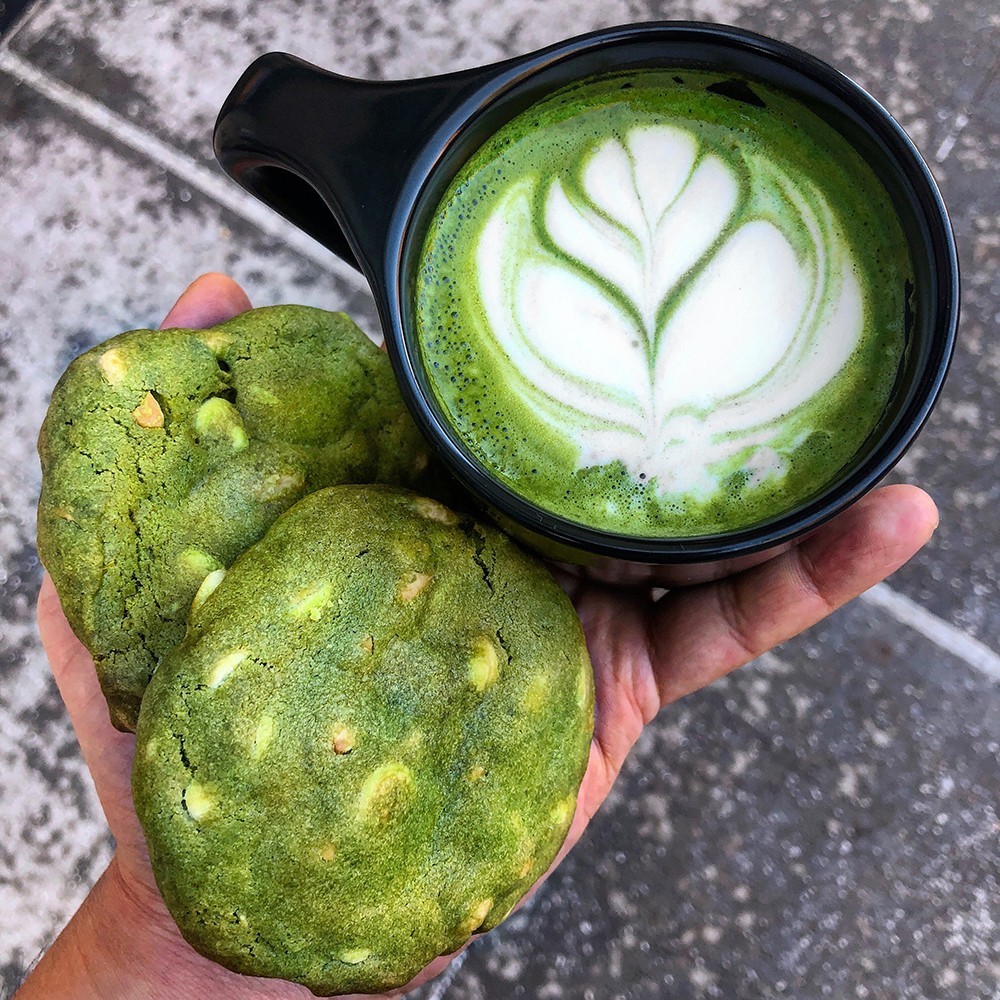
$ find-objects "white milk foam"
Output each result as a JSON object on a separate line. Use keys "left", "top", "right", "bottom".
{"left": 475, "top": 123, "right": 864, "bottom": 498}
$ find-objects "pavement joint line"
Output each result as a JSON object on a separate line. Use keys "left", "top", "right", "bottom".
{"left": 861, "top": 582, "right": 1000, "bottom": 681}
{"left": 934, "top": 55, "right": 998, "bottom": 162}
{"left": 0, "top": 48, "right": 370, "bottom": 287}
{"left": 2, "top": 54, "right": 997, "bottom": 685}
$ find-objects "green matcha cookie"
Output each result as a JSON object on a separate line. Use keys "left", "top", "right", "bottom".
{"left": 133, "top": 485, "right": 593, "bottom": 996}
{"left": 38, "top": 306, "right": 434, "bottom": 731}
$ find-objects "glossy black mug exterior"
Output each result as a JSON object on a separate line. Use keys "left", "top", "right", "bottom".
{"left": 214, "top": 21, "right": 958, "bottom": 585}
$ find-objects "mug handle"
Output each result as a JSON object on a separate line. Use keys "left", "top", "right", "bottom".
{"left": 213, "top": 52, "right": 502, "bottom": 274}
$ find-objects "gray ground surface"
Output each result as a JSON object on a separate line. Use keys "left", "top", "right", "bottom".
{"left": 1, "top": 2, "right": 997, "bottom": 998}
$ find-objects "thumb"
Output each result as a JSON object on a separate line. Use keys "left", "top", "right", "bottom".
{"left": 159, "top": 272, "right": 252, "bottom": 329}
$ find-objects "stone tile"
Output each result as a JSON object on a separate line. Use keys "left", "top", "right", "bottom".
{"left": 10, "top": 0, "right": 1000, "bottom": 647}
{"left": 428, "top": 598, "right": 1000, "bottom": 1000}
{"left": 0, "top": 72, "right": 372, "bottom": 990}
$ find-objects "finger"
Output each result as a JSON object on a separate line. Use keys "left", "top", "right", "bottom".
{"left": 647, "top": 484, "right": 938, "bottom": 707}
{"left": 160, "top": 272, "right": 252, "bottom": 329}
{"left": 37, "top": 575, "right": 140, "bottom": 843}
{"left": 573, "top": 485, "right": 937, "bottom": 779}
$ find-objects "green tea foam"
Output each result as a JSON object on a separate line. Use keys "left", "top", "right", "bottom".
{"left": 415, "top": 70, "right": 911, "bottom": 537}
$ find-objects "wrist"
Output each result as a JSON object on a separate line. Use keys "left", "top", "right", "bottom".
{"left": 17, "top": 854, "right": 304, "bottom": 1000}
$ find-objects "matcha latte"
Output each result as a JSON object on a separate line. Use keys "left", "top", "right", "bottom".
{"left": 414, "top": 70, "right": 912, "bottom": 537}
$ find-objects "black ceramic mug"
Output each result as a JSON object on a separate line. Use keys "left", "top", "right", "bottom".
{"left": 214, "top": 21, "right": 958, "bottom": 586}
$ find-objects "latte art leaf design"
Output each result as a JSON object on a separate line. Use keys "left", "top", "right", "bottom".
{"left": 475, "top": 124, "right": 864, "bottom": 498}
{"left": 417, "top": 70, "right": 910, "bottom": 537}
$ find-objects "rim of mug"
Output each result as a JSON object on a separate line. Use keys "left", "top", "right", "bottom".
{"left": 382, "top": 21, "right": 960, "bottom": 564}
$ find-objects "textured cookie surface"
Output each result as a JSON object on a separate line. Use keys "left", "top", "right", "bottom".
{"left": 38, "top": 306, "right": 433, "bottom": 731}
{"left": 133, "top": 485, "right": 593, "bottom": 996}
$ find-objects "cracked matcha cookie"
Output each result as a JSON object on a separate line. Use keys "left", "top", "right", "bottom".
{"left": 38, "top": 306, "right": 434, "bottom": 731}
{"left": 133, "top": 485, "right": 593, "bottom": 996}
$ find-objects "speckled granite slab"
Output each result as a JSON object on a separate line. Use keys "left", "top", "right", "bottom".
{"left": 1, "top": 1, "right": 997, "bottom": 998}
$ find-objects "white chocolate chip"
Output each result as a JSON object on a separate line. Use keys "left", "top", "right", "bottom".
{"left": 246, "top": 385, "right": 279, "bottom": 406}
{"left": 207, "top": 650, "right": 248, "bottom": 688}
{"left": 290, "top": 582, "right": 334, "bottom": 621}
{"left": 576, "top": 666, "right": 592, "bottom": 709}
{"left": 251, "top": 715, "right": 275, "bottom": 759}
{"left": 338, "top": 948, "right": 370, "bottom": 965}
{"left": 253, "top": 470, "right": 304, "bottom": 502}
{"left": 523, "top": 674, "right": 548, "bottom": 712}
{"left": 398, "top": 572, "right": 431, "bottom": 602}
{"left": 468, "top": 637, "right": 500, "bottom": 692}
{"left": 331, "top": 725, "right": 354, "bottom": 755}
{"left": 132, "top": 392, "right": 164, "bottom": 428}
{"left": 183, "top": 782, "right": 215, "bottom": 821}
{"left": 459, "top": 898, "right": 493, "bottom": 935}
{"left": 358, "top": 762, "right": 414, "bottom": 823}
{"left": 199, "top": 330, "right": 233, "bottom": 353}
{"left": 177, "top": 547, "right": 222, "bottom": 577}
{"left": 193, "top": 397, "right": 248, "bottom": 451}
{"left": 98, "top": 348, "right": 126, "bottom": 384}
{"left": 411, "top": 497, "right": 458, "bottom": 524}
{"left": 191, "top": 568, "right": 226, "bottom": 613}
{"left": 549, "top": 795, "right": 575, "bottom": 829}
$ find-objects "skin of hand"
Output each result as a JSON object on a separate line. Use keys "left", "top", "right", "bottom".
{"left": 18, "top": 273, "right": 939, "bottom": 1000}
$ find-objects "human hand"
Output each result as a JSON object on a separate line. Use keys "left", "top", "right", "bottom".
{"left": 21, "top": 273, "right": 938, "bottom": 999}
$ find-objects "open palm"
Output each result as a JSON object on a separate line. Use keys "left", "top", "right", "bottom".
{"left": 30, "top": 274, "right": 937, "bottom": 1000}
